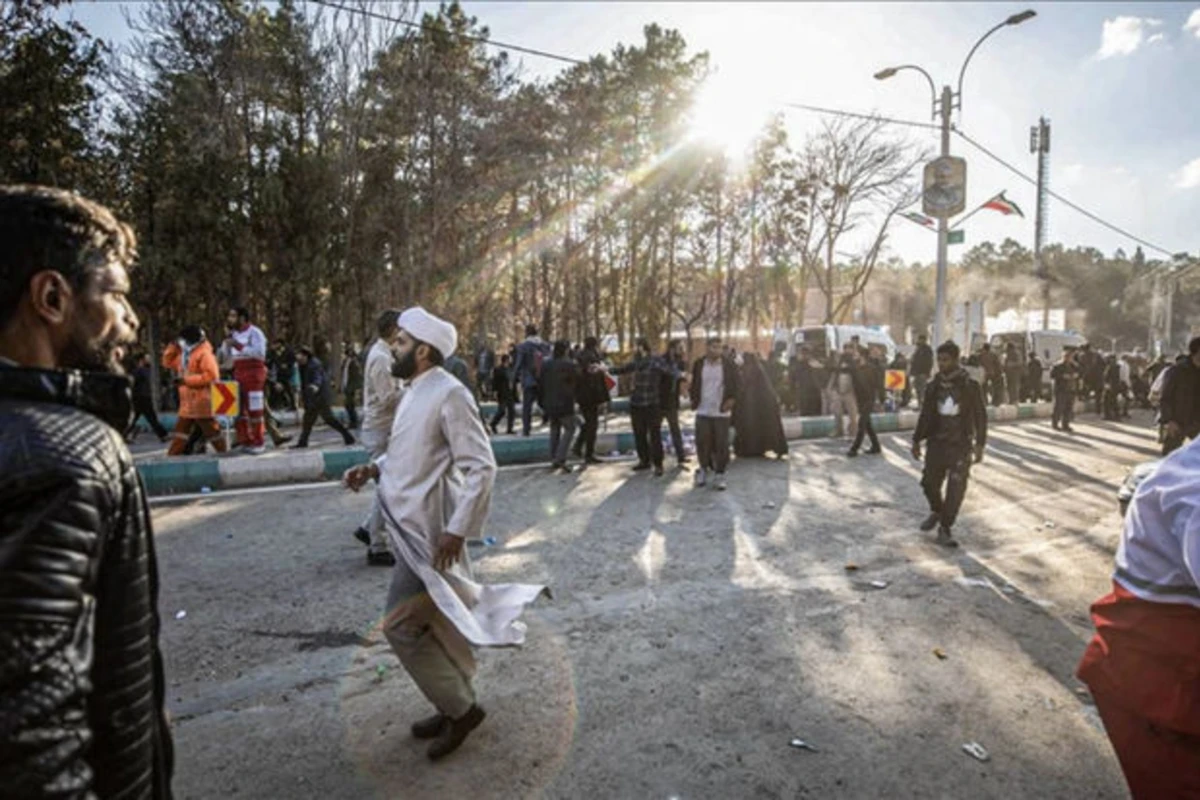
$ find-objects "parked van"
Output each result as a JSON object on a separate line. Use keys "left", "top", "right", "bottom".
{"left": 787, "top": 325, "right": 898, "bottom": 363}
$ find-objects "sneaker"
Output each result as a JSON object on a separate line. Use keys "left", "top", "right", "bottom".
{"left": 847, "top": 449, "right": 859, "bottom": 458}
{"left": 367, "top": 550, "right": 396, "bottom": 567}
{"left": 694, "top": 468, "right": 708, "bottom": 488}
{"left": 352, "top": 527, "right": 370, "bottom": 546}
{"left": 275, "top": 434, "right": 294, "bottom": 447}
{"left": 866, "top": 447, "right": 882, "bottom": 455}
{"left": 653, "top": 465, "right": 664, "bottom": 477}
{"left": 585, "top": 456, "right": 602, "bottom": 465}
{"left": 343, "top": 435, "right": 357, "bottom": 446}
{"left": 935, "top": 525, "right": 959, "bottom": 548}
{"left": 713, "top": 473, "right": 727, "bottom": 491}
{"left": 632, "top": 462, "right": 652, "bottom": 472}
{"left": 919, "top": 513, "right": 941, "bottom": 532}
{"left": 427, "top": 705, "right": 486, "bottom": 761}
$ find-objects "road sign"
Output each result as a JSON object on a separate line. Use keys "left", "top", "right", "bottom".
{"left": 923, "top": 156, "right": 967, "bottom": 218}
{"left": 885, "top": 370, "right": 907, "bottom": 391}
{"left": 212, "top": 380, "right": 239, "bottom": 417}
{"left": 947, "top": 229, "right": 965, "bottom": 245}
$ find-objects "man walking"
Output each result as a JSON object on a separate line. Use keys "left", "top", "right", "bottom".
{"left": 1026, "top": 352, "right": 1044, "bottom": 402}
{"left": 351, "top": 310, "right": 403, "bottom": 567}
{"left": 910, "top": 334, "right": 934, "bottom": 409}
{"left": 912, "top": 342, "right": 987, "bottom": 548}
{"left": 220, "top": 306, "right": 269, "bottom": 453}
{"left": 1076, "top": 437, "right": 1200, "bottom": 797}
{"left": 1002, "top": 341, "right": 1024, "bottom": 405}
{"left": 342, "top": 307, "right": 546, "bottom": 761}
{"left": 341, "top": 342, "right": 363, "bottom": 430}
{"left": 572, "top": 336, "right": 608, "bottom": 464}
{"left": 1160, "top": 336, "right": 1200, "bottom": 456}
{"left": 293, "top": 346, "right": 356, "bottom": 448}
{"left": 513, "top": 323, "right": 550, "bottom": 436}
{"left": 541, "top": 339, "right": 580, "bottom": 471}
{"left": 977, "top": 343, "right": 1003, "bottom": 406}
{"left": 689, "top": 336, "right": 739, "bottom": 491}
{"left": 661, "top": 339, "right": 690, "bottom": 468}
{"left": 475, "top": 341, "right": 495, "bottom": 402}
{"left": 131, "top": 350, "right": 170, "bottom": 442}
{"left": 847, "top": 346, "right": 882, "bottom": 457}
{"left": 162, "top": 325, "right": 229, "bottom": 456}
{"left": 0, "top": 185, "right": 173, "bottom": 797}
{"left": 828, "top": 343, "right": 860, "bottom": 439}
{"left": 489, "top": 354, "right": 517, "bottom": 435}
{"left": 610, "top": 337, "right": 672, "bottom": 476}
{"left": 1050, "top": 349, "right": 1080, "bottom": 433}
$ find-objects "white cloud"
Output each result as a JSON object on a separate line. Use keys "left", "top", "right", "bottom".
{"left": 1173, "top": 157, "right": 1200, "bottom": 189}
{"left": 1097, "top": 16, "right": 1164, "bottom": 58}
{"left": 1186, "top": 9, "right": 1200, "bottom": 38}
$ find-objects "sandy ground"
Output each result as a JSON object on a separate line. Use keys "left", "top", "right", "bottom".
{"left": 149, "top": 411, "right": 1163, "bottom": 799}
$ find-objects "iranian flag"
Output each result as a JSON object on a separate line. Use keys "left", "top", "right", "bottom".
{"left": 982, "top": 191, "right": 1024, "bottom": 217}
{"left": 901, "top": 210, "right": 935, "bottom": 228}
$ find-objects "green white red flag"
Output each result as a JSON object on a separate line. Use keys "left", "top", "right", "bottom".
{"left": 982, "top": 192, "right": 1024, "bottom": 217}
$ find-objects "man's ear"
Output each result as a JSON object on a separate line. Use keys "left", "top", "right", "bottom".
{"left": 27, "top": 271, "right": 75, "bottom": 326}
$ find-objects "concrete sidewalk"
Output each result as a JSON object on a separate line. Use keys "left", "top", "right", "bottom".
{"left": 136, "top": 401, "right": 1055, "bottom": 495}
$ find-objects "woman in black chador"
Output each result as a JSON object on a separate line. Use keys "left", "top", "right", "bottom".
{"left": 733, "top": 352, "right": 790, "bottom": 458}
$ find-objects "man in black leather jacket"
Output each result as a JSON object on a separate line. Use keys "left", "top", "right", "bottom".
{"left": 0, "top": 185, "right": 174, "bottom": 799}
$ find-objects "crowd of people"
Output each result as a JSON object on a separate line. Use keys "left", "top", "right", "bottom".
{"left": 3, "top": 185, "right": 1199, "bottom": 796}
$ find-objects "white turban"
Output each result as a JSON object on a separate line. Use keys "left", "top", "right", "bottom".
{"left": 399, "top": 306, "right": 458, "bottom": 359}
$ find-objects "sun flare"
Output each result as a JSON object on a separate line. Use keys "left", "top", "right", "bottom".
{"left": 686, "top": 73, "right": 776, "bottom": 159}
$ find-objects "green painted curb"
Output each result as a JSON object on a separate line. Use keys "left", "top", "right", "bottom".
{"left": 138, "top": 458, "right": 221, "bottom": 495}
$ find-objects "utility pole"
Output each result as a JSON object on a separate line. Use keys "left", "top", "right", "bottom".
{"left": 932, "top": 84, "right": 953, "bottom": 347}
{"left": 1030, "top": 117, "right": 1051, "bottom": 329}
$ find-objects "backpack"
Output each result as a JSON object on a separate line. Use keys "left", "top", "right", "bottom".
{"left": 532, "top": 347, "right": 546, "bottom": 382}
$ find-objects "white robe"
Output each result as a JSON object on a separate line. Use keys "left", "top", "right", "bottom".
{"left": 376, "top": 367, "right": 547, "bottom": 658}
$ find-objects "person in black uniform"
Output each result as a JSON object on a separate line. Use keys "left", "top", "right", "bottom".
{"left": 489, "top": 353, "right": 517, "bottom": 435}
{"left": 130, "top": 351, "right": 169, "bottom": 442}
{"left": 1050, "top": 349, "right": 1080, "bottom": 432}
{"left": 293, "top": 346, "right": 356, "bottom": 448}
{"left": 848, "top": 346, "right": 882, "bottom": 457}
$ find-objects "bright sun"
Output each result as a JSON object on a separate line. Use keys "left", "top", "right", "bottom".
{"left": 687, "top": 72, "right": 776, "bottom": 159}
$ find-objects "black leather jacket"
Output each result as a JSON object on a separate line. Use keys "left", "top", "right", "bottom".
{"left": 0, "top": 365, "right": 173, "bottom": 799}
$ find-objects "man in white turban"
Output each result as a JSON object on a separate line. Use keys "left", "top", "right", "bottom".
{"left": 344, "top": 307, "right": 547, "bottom": 761}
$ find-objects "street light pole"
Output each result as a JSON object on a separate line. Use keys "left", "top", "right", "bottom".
{"left": 933, "top": 84, "right": 952, "bottom": 348}
{"left": 876, "top": 9, "right": 1036, "bottom": 348}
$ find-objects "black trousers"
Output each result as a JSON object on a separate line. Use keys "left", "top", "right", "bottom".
{"left": 631, "top": 405, "right": 664, "bottom": 467}
{"left": 491, "top": 397, "right": 516, "bottom": 433}
{"left": 299, "top": 399, "right": 354, "bottom": 445}
{"left": 1052, "top": 390, "right": 1075, "bottom": 428}
{"left": 344, "top": 389, "right": 359, "bottom": 429}
{"left": 575, "top": 404, "right": 600, "bottom": 458}
{"left": 921, "top": 444, "right": 972, "bottom": 528}
{"left": 850, "top": 398, "right": 879, "bottom": 452}
{"left": 133, "top": 395, "right": 168, "bottom": 439}
{"left": 662, "top": 405, "right": 685, "bottom": 460}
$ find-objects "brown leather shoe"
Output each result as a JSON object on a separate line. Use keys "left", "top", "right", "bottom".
{"left": 411, "top": 713, "right": 447, "bottom": 740}
{"left": 427, "top": 705, "right": 486, "bottom": 761}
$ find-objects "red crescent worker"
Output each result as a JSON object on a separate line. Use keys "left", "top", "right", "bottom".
{"left": 220, "top": 306, "right": 269, "bottom": 453}
{"left": 1077, "top": 436, "right": 1200, "bottom": 797}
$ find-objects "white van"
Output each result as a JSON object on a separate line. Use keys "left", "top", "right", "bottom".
{"left": 788, "top": 325, "right": 898, "bottom": 363}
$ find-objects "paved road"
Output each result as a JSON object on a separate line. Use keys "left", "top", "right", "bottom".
{"left": 150, "top": 412, "right": 1161, "bottom": 799}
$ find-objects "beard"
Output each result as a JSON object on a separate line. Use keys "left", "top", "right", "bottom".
{"left": 391, "top": 348, "right": 418, "bottom": 380}
{"left": 61, "top": 328, "right": 132, "bottom": 375}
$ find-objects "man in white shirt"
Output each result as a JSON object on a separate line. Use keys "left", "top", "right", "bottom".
{"left": 687, "top": 337, "right": 739, "bottom": 491}
{"left": 352, "top": 309, "right": 403, "bottom": 567}
{"left": 343, "top": 307, "right": 546, "bottom": 761}
{"left": 219, "top": 306, "right": 269, "bottom": 454}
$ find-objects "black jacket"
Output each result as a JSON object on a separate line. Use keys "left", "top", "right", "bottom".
{"left": 689, "top": 356, "right": 740, "bottom": 412}
{"left": 575, "top": 348, "right": 609, "bottom": 408}
{"left": 301, "top": 357, "right": 333, "bottom": 404}
{"left": 1161, "top": 361, "right": 1200, "bottom": 433}
{"left": 910, "top": 344, "right": 934, "bottom": 378}
{"left": 913, "top": 368, "right": 988, "bottom": 451}
{"left": 852, "top": 360, "right": 880, "bottom": 407}
{"left": 540, "top": 357, "right": 579, "bottom": 418}
{"left": 0, "top": 365, "right": 173, "bottom": 799}
{"left": 492, "top": 364, "right": 515, "bottom": 403}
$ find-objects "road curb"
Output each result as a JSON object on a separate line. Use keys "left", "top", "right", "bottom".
{"left": 137, "top": 401, "right": 1057, "bottom": 495}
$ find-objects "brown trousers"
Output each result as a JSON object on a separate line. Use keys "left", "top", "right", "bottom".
{"left": 167, "top": 416, "right": 227, "bottom": 456}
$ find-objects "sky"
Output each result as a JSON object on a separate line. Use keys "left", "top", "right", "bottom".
{"left": 63, "top": 1, "right": 1200, "bottom": 267}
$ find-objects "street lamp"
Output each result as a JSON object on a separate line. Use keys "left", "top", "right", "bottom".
{"left": 875, "top": 9, "right": 1036, "bottom": 347}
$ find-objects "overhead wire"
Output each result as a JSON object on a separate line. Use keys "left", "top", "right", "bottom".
{"left": 311, "top": 0, "right": 1181, "bottom": 259}
{"left": 953, "top": 128, "right": 1177, "bottom": 258}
